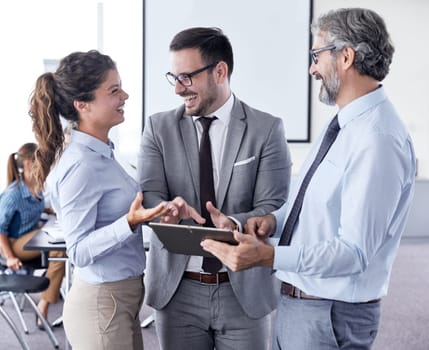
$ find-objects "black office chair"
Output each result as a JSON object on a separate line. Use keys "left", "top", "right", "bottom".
{"left": 0, "top": 256, "right": 45, "bottom": 332}
{"left": 0, "top": 276, "right": 31, "bottom": 350}
{"left": 0, "top": 259, "right": 59, "bottom": 349}
{"left": 0, "top": 274, "right": 60, "bottom": 349}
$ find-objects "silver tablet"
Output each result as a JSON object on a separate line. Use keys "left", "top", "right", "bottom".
{"left": 149, "top": 222, "right": 237, "bottom": 257}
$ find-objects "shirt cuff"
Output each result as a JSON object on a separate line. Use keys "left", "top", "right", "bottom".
{"left": 113, "top": 215, "right": 138, "bottom": 241}
{"left": 227, "top": 216, "right": 242, "bottom": 232}
{"left": 271, "top": 205, "right": 289, "bottom": 239}
{"left": 273, "top": 245, "right": 300, "bottom": 272}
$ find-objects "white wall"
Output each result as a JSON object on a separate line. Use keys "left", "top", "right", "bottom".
{"left": 291, "top": 0, "right": 429, "bottom": 178}
{"left": 145, "top": 0, "right": 312, "bottom": 142}
{"left": 0, "top": 0, "right": 142, "bottom": 189}
{"left": 1, "top": 1, "right": 427, "bottom": 187}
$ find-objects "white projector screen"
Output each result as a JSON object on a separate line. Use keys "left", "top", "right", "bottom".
{"left": 143, "top": 0, "right": 312, "bottom": 142}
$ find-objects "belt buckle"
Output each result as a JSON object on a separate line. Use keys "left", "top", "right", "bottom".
{"left": 288, "top": 284, "right": 304, "bottom": 299}
{"left": 291, "top": 285, "right": 301, "bottom": 299}
{"left": 199, "top": 272, "right": 219, "bottom": 285}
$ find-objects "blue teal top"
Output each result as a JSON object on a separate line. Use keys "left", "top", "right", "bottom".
{"left": 0, "top": 181, "right": 44, "bottom": 239}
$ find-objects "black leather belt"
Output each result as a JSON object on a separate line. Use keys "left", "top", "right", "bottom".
{"left": 281, "top": 282, "right": 324, "bottom": 300}
{"left": 183, "top": 271, "right": 229, "bottom": 284}
{"left": 281, "top": 282, "right": 380, "bottom": 304}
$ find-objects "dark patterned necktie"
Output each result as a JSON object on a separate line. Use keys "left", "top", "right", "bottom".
{"left": 198, "top": 117, "right": 222, "bottom": 273}
{"left": 278, "top": 116, "right": 340, "bottom": 246}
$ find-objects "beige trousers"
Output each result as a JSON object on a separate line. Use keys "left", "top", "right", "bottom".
{"left": 5, "top": 229, "right": 66, "bottom": 304}
{"left": 63, "top": 275, "right": 145, "bottom": 350}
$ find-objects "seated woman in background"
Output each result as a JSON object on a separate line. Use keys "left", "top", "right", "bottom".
{"left": 0, "top": 142, "right": 65, "bottom": 329}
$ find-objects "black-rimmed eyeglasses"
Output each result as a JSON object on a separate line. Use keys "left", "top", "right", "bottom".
{"left": 165, "top": 62, "right": 218, "bottom": 87}
{"left": 309, "top": 44, "right": 336, "bottom": 64}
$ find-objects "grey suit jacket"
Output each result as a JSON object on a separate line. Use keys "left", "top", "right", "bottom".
{"left": 137, "top": 96, "right": 291, "bottom": 318}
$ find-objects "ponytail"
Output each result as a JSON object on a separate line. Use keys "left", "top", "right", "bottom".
{"left": 6, "top": 153, "right": 20, "bottom": 187}
{"left": 29, "top": 73, "right": 64, "bottom": 192}
{"left": 6, "top": 143, "right": 38, "bottom": 188}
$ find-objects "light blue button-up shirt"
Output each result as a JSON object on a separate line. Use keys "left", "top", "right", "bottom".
{"left": 0, "top": 181, "right": 44, "bottom": 239}
{"left": 47, "top": 130, "right": 145, "bottom": 284}
{"left": 273, "top": 86, "right": 416, "bottom": 302}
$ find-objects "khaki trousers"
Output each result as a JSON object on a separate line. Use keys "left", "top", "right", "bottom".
{"left": 5, "top": 229, "right": 66, "bottom": 304}
{"left": 63, "top": 275, "right": 145, "bottom": 350}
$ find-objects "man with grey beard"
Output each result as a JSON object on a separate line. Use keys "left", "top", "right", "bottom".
{"left": 202, "top": 8, "right": 416, "bottom": 349}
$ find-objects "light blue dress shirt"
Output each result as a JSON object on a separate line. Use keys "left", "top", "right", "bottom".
{"left": 0, "top": 181, "right": 44, "bottom": 239}
{"left": 273, "top": 86, "right": 416, "bottom": 302}
{"left": 47, "top": 130, "right": 145, "bottom": 284}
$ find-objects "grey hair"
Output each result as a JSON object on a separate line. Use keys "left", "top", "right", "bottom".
{"left": 311, "top": 8, "right": 394, "bottom": 81}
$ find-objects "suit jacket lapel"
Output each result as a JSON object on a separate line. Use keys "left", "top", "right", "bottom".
{"left": 217, "top": 98, "right": 247, "bottom": 209}
{"left": 179, "top": 110, "right": 200, "bottom": 197}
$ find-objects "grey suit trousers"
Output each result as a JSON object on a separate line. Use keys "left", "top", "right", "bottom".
{"left": 273, "top": 294, "right": 381, "bottom": 350}
{"left": 155, "top": 278, "right": 272, "bottom": 350}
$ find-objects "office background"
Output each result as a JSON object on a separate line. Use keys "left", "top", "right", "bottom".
{"left": 0, "top": 1, "right": 428, "bottom": 349}
{"left": 0, "top": 0, "right": 143, "bottom": 189}
{"left": 0, "top": 0, "right": 428, "bottom": 185}
{"left": 144, "top": 0, "right": 312, "bottom": 142}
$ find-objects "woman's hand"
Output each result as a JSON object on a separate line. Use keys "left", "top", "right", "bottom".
{"left": 127, "top": 192, "right": 170, "bottom": 230}
{"left": 7, "top": 256, "right": 23, "bottom": 271}
{"left": 0, "top": 234, "right": 22, "bottom": 270}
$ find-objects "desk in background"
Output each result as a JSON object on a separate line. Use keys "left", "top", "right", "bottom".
{"left": 23, "top": 231, "right": 71, "bottom": 298}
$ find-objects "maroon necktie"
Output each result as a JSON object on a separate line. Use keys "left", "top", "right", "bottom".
{"left": 278, "top": 116, "right": 340, "bottom": 246}
{"left": 198, "top": 117, "right": 222, "bottom": 273}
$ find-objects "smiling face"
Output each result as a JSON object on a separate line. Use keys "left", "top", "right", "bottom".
{"left": 77, "top": 68, "right": 129, "bottom": 141}
{"left": 309, "top": 33, "right": 340, "bottom": 106}
{"left": 169, "top": 48, "right": 221, "bottom": 116}
{"left": 318, "top": 59, "right": 340, "bottom": 106}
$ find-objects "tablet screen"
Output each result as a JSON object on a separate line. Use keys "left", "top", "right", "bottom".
{"left": 149, "top": 223, "right": 237, "bottom": 257}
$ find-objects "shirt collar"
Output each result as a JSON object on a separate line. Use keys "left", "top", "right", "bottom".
{"left": 18, "top": 181, "right": 33, "bottom": 199}
{"left": 192, "top": 93, "right": 234, "bottom": 125}
{"left": 70, "top": 129, "right": 115, "bottom": 160}
{"left": 17, "top": 181, "right": 42, "bottom": 200}
{"left": 337, "top": 85, "right": 387, "bottom": 128}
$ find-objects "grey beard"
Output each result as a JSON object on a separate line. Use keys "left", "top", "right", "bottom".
{"left": 319, "top": 69, "right": 340, "bottom": 106}
{"left": 319, "top": 84, "right": 337, "bottom": 106}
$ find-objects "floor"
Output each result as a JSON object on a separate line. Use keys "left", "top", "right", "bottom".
{"left": 1, "top": 237, "right": 428, "bottom": 349}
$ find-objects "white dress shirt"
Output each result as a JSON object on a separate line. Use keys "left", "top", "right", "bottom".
{"left": 273, "top": 86, "right": 416, "bottom": 302}
{"left": 186, "top": 93, "right": 234, "bottom": 272}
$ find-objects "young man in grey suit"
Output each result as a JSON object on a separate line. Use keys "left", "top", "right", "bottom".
{"left": 137, "top": 27, "right": 291, "bottom": 349}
